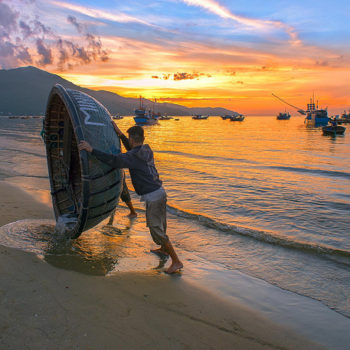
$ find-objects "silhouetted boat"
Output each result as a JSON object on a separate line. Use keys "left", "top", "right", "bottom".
{"left": 221, "top": 115, "right": 231, "bottom": 120}
{"left": 230, "top": 114, "right": 245, "bottom": 121}
{"left": 159, "top": 115, "right": 173, "bottom": 120}
{"left": 192, "top": 115, "right": 209, "bottom": 120}
{"left": 112, "top": 114, "right": 123, "bottom": 120}
{"left": 338, "top": 111, "right": 350, "bottom": 124}
{"left": 276, "top": 112, "right": 291, "bottom": 120}
{"left": 44, "top": 84, "right": 123, "bottom": 238}
{"left": 322, "top": 125, "right": 346, "bottom": 135}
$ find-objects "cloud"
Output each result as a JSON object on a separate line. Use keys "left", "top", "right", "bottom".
{"left": 151, "top": 72, "right": 212, "bottom": 80}
{"left": 67, "top": 15, "right": 85, "bottom": 33}
{"left": 180, "top": 0, "right": 301, "bottom": 45}
{"left": 0, "top": 1, "right": 109, "bottom": 69}
{"left": 51, "top": 1, "right": 154, "bottom": 27}
{"left": 0, "top": 2, "right": 18, "bottom": 34}
{"left": 36, "top": 38, "right": 53, "bottom": 65}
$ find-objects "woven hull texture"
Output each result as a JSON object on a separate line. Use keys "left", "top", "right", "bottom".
{"left": 44, "top": 84, "right": 122, "bottom": 238}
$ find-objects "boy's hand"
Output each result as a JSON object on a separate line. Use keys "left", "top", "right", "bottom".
{"left": 78, "top": 141, "right": 93, "bottom": 153}
{"left": 112, "top": 121, "right": 123, "bottom": 136}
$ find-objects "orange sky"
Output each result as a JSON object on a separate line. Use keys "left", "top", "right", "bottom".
{"left": 2, "top": 0, "right": 350, "bottom": 115}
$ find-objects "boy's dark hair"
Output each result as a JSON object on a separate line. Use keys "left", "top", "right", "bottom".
{"left": 127, "top": 125, "right": 144, "bottom": 143}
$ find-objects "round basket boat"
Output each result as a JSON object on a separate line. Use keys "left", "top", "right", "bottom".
{"left": 44, "top": 84, "right": 122, "bottom": 238}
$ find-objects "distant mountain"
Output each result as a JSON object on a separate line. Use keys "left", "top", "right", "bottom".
{"left": 0, "top": 66, "right": 238, "bottom": 116}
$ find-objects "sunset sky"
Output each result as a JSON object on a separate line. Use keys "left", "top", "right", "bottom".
{"left": 1, "top": 0, "right": 350, "bottom": 114}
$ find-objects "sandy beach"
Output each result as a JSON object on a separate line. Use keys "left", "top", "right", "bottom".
{"left": 0, "top": 180, "right": 327, "bottom": 349}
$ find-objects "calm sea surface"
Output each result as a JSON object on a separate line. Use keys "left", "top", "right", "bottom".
{"left": 0, "top": 115, "right": 349, "bottom": 318}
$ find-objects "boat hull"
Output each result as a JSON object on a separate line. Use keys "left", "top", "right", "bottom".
{"left": 134, "top": 116, "right": 158, "bottom": 125}
{"left": 192, "top": 116, "right": 208, "bottom": 120}
{"left": 277, "top": 113, "right": 291, "bottom": 120}
{"left": 230, "top": 116, "right": 245, "bottom": 121}
{"left": 44, "top": 84, "right": 122, "bottom": 238}
{"left": 322, "top": 126, "right": 346, "bottom": 135}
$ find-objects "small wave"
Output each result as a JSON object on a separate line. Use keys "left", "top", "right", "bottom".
{"left": 267, "top": 166, "right": 350, "bottom": 180}
{"left": 166, "top": 204, "right": 350, "bottom": 260}
{"left": 155, "top": 150, "right": 258, "bottom": 165}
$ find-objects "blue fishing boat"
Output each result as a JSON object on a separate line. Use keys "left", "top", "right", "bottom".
{"left": 304, "top": 97, "right": 328, "bottom": 127}
{"left": 134, "top": 97, "right": 159, "bottom": 125}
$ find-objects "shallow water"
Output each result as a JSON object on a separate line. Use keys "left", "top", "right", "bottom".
{"left": 0, "top": 115, "right": 349, "bottom": 320}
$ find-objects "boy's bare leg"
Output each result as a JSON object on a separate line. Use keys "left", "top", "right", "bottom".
{"left": 107, "top": 208, "right": 116, "bottom": 225}
{"left": 163, "top": 240, "right": 183, "bottom": 274}
{"left": 150, "top": 245, "right": 169, "bottom": 256}
{"left": 125, "top": 201, "right": 137, "bottom": 218}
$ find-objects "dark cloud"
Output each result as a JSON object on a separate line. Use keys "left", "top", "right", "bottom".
{"left": 0, "top": 2, "right": 18, "bottom": 34}
{"left": 0, "top": 1, "right": 109, "bottom": 69}
{"left": 315, "top": 60, "right": 328, "bottom": 67}
{"left": 19, "top": 21, "right": 33, "bottom": 38}
{"left": 151, "top": 72, "right": 211, "bottom": 80}
{"left": 36, "top": 38, "right": 53, "bottom": 66}
{"left": 225, "top": 70, "right": 236, "bottom": 76}
{"left": 67, "top": 15, "right": 85, "bottom": 34}
{"left": 174, "top": 72, "right": 202, "bottom": 80}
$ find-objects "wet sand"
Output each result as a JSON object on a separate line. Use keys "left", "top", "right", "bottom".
{"left": 0, "top": 181, "right": 325, "bottom": 349}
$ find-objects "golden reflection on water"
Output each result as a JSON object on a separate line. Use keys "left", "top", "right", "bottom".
{"left": 2, "top": 116, "right": 348, "bottom": 276}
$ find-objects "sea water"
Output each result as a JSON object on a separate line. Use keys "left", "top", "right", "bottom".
{"left": 0, "top": 115, "right": 350, "bottom": 344}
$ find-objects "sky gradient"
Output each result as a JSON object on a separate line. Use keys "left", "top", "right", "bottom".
{"left": 1, "top": 0, "right": 350, "bottom": 114}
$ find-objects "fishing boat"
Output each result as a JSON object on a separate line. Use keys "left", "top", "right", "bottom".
{"left": 230, "top": 114, "right": 245, "bottom": 121}
{"left": 338, "top": 111, "right": 350, "bottom": 124}
{"left": 304, "top": 98, "right": 329, "bottom": 127}
{"left": 272, "top": 93, "right": 328, "bottom": 127}
{"left": 159, "top": 115, "right": 173, "bottom": 120}
{"left": 276, "top": 111, "right": 291, "bottom": 120}
{"left": 221, "top": 115, "right": 231, "bottom": 120}
{"left": 134, "top": 97, "right": 159, "bottom": 125}
{"left": 322, "top": 125, "right": 346, "bottom": 135}
{"left": 112, "top": 114, "right": 123, "bottom": 120}
{"left": 44, "top": 84, "right": 123, "bottom": 238}
{"left": 192, "top": 114, "right": 209, "bottom": 120}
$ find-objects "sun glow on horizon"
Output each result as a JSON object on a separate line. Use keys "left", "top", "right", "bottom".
{"left": 2, "top": 0, "right": 350, "bottom": 114}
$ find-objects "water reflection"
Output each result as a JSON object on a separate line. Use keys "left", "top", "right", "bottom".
{"left": 0, "top": 213, "right": 165, "bottom": 276}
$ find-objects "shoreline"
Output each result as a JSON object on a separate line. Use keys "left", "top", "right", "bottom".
{"left": 0, "top": 179, "right": 345, "bottom": 349}
{"left": 0, "top": 180, "right": 325, "bottom": 349}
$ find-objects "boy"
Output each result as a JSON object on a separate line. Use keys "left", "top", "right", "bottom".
{"left": 78, "top": 125, "right": 183, "bottom": 274}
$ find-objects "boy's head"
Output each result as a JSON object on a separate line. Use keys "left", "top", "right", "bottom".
{"left": 127, "top": 125, "right": 144, "bottom": 147}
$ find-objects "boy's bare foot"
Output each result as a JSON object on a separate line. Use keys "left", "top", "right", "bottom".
{"left": 165, "top": 261, "right": 183, "bottom": 274}
{"left": 150, "top": 248, "right": 169, "bottom": 257}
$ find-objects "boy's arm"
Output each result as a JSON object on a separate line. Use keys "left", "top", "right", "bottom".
{"left": 92, "top": 149, "right": 134, "bottom": 169}
{"left": 112, "top": 121, "right": 131, "bottom": 150}
{"left": 78, "top": 141, "right": 134, "bottom": 169}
